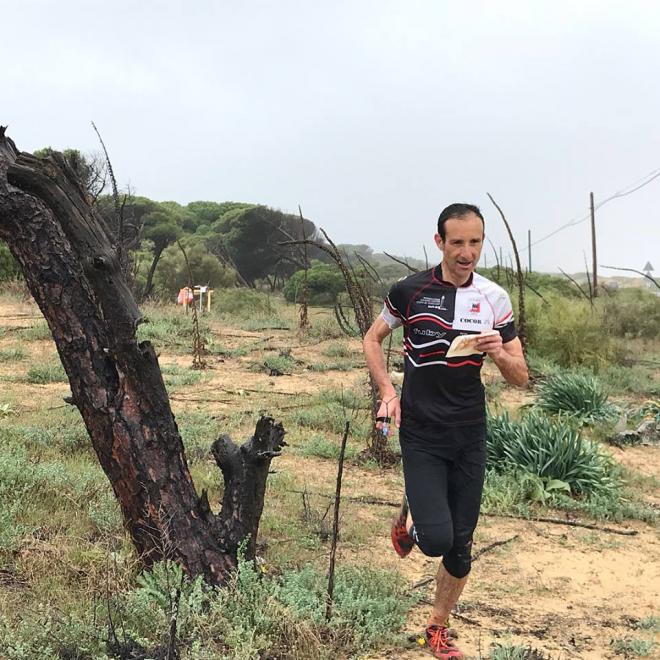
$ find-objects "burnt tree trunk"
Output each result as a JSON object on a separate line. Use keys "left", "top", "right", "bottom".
{"left": 0, "top": 128, "right": 285, "bottom": 585}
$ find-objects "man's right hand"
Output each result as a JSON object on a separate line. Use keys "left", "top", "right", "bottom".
{"left": 376, "top": 394, "right": 401, "bottom": 433}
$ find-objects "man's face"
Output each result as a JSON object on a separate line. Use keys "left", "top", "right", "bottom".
{"left": 434, "top": 213, "right": 484, "bottom": 280}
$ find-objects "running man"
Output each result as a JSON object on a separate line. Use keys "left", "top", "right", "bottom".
{"left": 363, "top": 203, "right": 528, "bottom": 659}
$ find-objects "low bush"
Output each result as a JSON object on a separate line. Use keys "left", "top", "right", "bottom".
{"left": 0, "top": 556, "right": 413, "bottom": 659}
{"left": 137, "top": 306, "right": 213, "bottom": 351}
{"left": 307, "top": 316, "right": 345, "bottom": 340}
{"left": 489, "top": 643, "right": 549, "bottom": 659}
{"left": 0, "top": 347, "right": 27, "bottom": 362}
{"left": 212, "top": 288, "right": 277, "bottom": 318}
{"left": 297, "top": 434, "right": 359, "bottom": 460}
{"left": 611, "top": 637, "right": 656, "bottom": 657}
{"left": 535, "top": 372, "right": 618, "bottom": 424}
{"left": 487, "top": 411, "right": 619, "bottom": 497}
{"left": 525, "top": 296, "right": 616, "bottom": 370}
{"left": 26, "top": 362, "right": 67, "bottom": 384}
{"left": 605, "top": 287, "right": 660, "bottom": 340}
{"left": 249, "top": 351, "right": 299, "bottom": 375}
{"left": 283, "top": 262, "right": 345, "bottom": 305}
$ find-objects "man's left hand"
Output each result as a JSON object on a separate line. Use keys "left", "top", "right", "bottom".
{"left": 475, "top": 331, "right": 503, "bottom": 358}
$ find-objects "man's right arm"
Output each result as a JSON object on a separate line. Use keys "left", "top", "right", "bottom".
{"left": 363, "top": 317, "right": 401, "bottom": 428}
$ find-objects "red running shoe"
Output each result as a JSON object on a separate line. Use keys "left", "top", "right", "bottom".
{"left": 390, "top": 496, "right": 414, "bottom": 558}
{"left": 425, "top": 624, "right": 464, "bottom": 659}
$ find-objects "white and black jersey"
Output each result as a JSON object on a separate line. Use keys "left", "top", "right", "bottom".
{"left": 381, "top": 264, "right": 517, "bottom": 426}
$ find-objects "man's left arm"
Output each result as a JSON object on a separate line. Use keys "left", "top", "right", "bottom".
{"left": 476, "top": 334, "right": 528, "bottom": 387}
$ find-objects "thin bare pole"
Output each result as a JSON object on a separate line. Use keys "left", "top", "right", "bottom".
{"left": 590, "top": 192, "right": 598, "bottom": 297}
{"left": 326, "top": 421, "right": 350, "bottom": 621}
{"left": 487, "top": 194, "right": 527, "bottom": 353}
{"left": 527, "top": 230, "right": 532, "bottom": 273}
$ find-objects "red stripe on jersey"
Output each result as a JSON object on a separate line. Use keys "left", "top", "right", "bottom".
{"left": 419, "top": 349, "right": 447, "bottom": 357}
{"left": 409, "top": 315, "right": 453, "bottom": 330}
{"left": 495, "top": 310, "right": 513, "bottom": 325}
{"left": 384, "top": 297, "right": 403, "bottom": 319}
{"left": 446, "top": 359, "right": 482, "bottom": 368}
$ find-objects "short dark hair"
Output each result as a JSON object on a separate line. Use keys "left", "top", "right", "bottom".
{"left": 437, "top": 203, "right": 485, "bottom": 240}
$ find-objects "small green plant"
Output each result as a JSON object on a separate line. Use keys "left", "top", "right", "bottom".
{"left": 17, "top": 321, "right": 52, "bottom": 341}
{"left": 489, "top": 642, "right": 548, "bottom": 659}
{"left": 525, "top": 296, "right": 616, "bottom": 369}
{"left": 250, "top": 350, "right": 299, "bottom": 375}
{"left": 535, "top": 372, "right": 618, "bottom": 424}
{"left": 611, "top": 636, "right": 656, "bottom": 657}
{"left": 632, "top": 615, "right": 660, "bottom": 632}
{"left": 298, "top": 434, "right": 358, "bottom": 460}
{"left": 161, "top": 363, "right": 208, "bottom": 387}
{"left": 26, "top": 362, "right": 68, "bottom": 384}
{"left": 0, "top": 402, "right": 16, "bottom": 417}
{"left": 306, "top": 359, "right": 357, "bottom": 372}
{"left": 0, "top": 347, "right": 27, "bottom": 362}
{"left": 137, "top": 309, "right": 213, "bottom": 352}
{"left": 322, "top": 342, "right": 351, "bottom": 358}
{"left": 487, "top": 411, "right": 619, "bottom": 497}
{"left": 212, "top": 287, "right": 275, "bottom": 318}
{"left": 308, "top": 316, "right": 344, "bottom": 340}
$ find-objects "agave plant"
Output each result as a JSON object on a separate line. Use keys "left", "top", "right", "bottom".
{"left": 535, "top": 372, "right": 618, "bottom": 424}
{"left": 487, "top": 411, "right": 619, "bottom": 497}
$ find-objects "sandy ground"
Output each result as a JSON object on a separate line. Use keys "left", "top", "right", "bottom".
{"left": 0, "top": 299, "right": 658, "bottom": 659}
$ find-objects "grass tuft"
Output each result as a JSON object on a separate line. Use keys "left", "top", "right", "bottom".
{"left": 487, "top": 411, "right": 619, "bottom": 497}
{"left": 26, "top": 362, "right": 68, "bottom": 384}
{"left": 535, "top": 371, "right": 618, "bottom": 424}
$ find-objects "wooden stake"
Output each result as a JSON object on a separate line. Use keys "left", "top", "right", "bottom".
{"left": 590, "top": 192, "right": 598, "bottom": 297}
{"left": 326, "top": 420, "right": 350, "bottom": 621}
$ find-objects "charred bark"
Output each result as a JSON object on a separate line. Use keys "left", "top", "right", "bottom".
{"left": 0, "top": 128, "right": 283, "bottom": 585}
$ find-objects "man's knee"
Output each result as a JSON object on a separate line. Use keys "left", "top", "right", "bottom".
{"left": 442, "top": 539, "right": 473, "bottom": 578}
{"left": 413, "top": 522, "right": 453, "bottom": 558}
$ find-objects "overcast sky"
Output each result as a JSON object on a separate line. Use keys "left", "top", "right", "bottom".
{"left": 3, "top": 0, "right": 659, "bottom": 275}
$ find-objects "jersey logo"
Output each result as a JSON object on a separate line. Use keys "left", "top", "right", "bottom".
{"left": 419, "top": 295, "right": 448, "bottom": 311}
{"left": 470, "top": 301, "right": 481, "bottom": 313}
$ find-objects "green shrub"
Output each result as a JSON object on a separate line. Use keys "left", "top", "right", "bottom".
{"left": 0, "top": 347, "right": 27, "bottom": 362}
{"left": 212, "top": 288, "right": 277, "bottom": 317}
{"left": 306, "top": 359, "right": 358, "bottom": 372}
{"left": 611, "top": 637, "right": 656, "bottom": 657}
{"left": 487, "top": 411, "right": 619, "bottom": 497}
{"left": 590, "top": 363, "right": 659, "bottom": 396}
{"left": 298, "top": 434, "right": 359, "bottom": 460}
{"left": 283, "top": 262, "right": 345, "bottom": 305}
{"left": 291, "top": 403, "right": 369, "bottom": 437}
{"left": 161, "top": 363, "right": 208, "bottom": 387}
{"left": 322, "top": 342, "right": 351, "bottom": 358}
{"left": 489, "top": 643, "right": 548, "bottom": 659}
{"left": 137, "top": 307, "right": 213, "bottom": 351}
{"left": 26, "top": 362, "right": 67, "bottom": 384}
{"left": 535, "top": 372, "right": 618, "bottom": 423}
{"left": 249, "top": 352, "right": 298, "bottom": 375}
{"left": 308, "top": 316, "right": 344, "bottom": 340}
{"left": 605, "top": 288, "right": 660, "bottom": 339}
{"left": 525, "top": 296, "right": 615, "bottom": 369}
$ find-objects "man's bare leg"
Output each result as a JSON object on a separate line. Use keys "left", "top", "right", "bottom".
{"left": 428, "top": 565, "right": 468, "bottom": 626}
{"left": 405, "top": 512, "right": 467, "bottom": 625}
